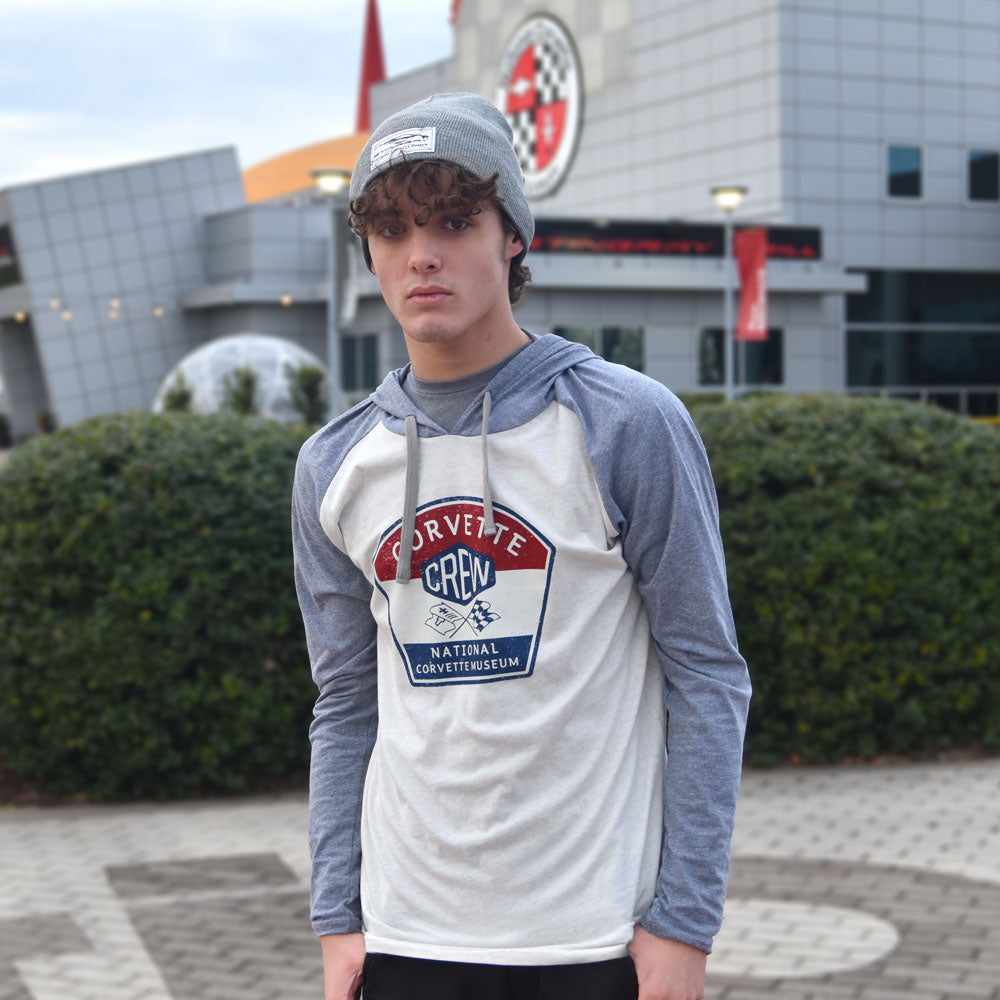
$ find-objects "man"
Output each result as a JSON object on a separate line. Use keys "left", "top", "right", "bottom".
{"left": 292, "top": 93, "right": 751, "bottom": 1000}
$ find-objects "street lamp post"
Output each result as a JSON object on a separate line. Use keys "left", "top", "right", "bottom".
{"left": 710, "top": 185, "right": 748, "bottom": 402}
{"left": 312, "top": 167, "right": 352, "bottom": 418}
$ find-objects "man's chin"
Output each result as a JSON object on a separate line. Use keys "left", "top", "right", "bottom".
{"left": 402, "top": 324, "right": 459, "bottom": 345}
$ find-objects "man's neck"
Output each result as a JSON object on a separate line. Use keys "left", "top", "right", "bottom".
{"left": 406, "top": 319, "right": 530, "bottom": 381}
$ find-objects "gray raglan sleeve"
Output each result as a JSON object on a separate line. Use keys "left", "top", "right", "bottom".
{"left": 291, "top": 439, "right": 378, "bottom": 937}
{"left": 561, "top": 365, "right": 751, "bottom": 954}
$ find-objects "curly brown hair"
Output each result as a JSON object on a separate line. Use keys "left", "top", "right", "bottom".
{"left": 349, "top": 159, "right": 532, "bottom": 305}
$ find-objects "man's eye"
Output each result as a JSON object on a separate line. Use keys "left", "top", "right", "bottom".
{"left": 443, "top": 218, "right": 470, "bottom": 232}
{"left": 376, "top": 221, "right": 403, "bottom": 238}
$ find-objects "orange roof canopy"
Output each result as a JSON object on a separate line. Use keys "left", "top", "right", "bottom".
{"left": 242, "top": 132, "right": 369, "bottom": 203}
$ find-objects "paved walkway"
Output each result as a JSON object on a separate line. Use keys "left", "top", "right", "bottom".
{"left": 1, "top": 759, "right": 998, "bottom": 1000}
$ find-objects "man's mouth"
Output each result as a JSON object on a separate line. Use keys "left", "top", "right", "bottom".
{"left": 408, "top": 286, "right": 451, "bottom": 303}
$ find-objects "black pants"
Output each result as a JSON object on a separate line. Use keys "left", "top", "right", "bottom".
{"left": 360, "top": 953, "right": 639, "bottom": 1000}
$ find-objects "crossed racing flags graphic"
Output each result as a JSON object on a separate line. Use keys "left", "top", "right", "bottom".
{"left": 425, "top": 599, "right": 501, "bottom": 638}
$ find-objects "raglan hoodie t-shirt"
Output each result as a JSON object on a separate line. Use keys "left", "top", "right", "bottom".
{"left": 400, "top": 341, "right": 530, "bottom": 432}
{"left": 291, "top": 332, "right": 751, "bottom": 966}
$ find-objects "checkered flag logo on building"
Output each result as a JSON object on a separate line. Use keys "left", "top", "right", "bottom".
{"left": 497, "top": 15, "right": 582, "bottom": 199}
{"left": 506, "top": 41, "right": 569, "bottom": 174}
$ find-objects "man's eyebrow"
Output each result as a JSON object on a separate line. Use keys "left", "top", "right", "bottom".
{"left": 370, "top": 206, "right": 402, "bottom": 226}
{"left": 432, "top": 199, "right": 485, "bottom": 215}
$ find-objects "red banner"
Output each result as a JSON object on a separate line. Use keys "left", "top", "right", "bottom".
{"left": 734, "top": 228, "right": 768, "bottom": 341}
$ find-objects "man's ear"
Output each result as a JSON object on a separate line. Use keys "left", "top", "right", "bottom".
{"left": 504, "top": 231, "right": 522, "bottom": 262}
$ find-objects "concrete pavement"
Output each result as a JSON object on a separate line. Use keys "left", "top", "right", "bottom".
{"left": 1, "top": 758, "right": 998, "bottom": 999}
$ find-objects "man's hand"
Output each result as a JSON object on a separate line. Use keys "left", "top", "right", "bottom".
{"left": 628, "top": 925, "right": 707, "bottom": 1000}
{"left": 320, "top": 932, "right": 366, "bottom": 1000}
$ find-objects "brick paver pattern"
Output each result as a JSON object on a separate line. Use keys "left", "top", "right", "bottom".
{"left": 0, "top": 759, "right": 997, "bottom": 999}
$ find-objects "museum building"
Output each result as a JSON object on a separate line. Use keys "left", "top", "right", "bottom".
{"left": 0, "top": 0, "right": 997, "bottom": 440}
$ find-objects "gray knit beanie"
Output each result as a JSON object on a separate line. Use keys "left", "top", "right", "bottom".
{"left": 350, "top": 92, "right": 535, "bottom": 252}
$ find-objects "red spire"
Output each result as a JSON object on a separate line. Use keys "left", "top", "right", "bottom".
{"left": 356, "top": 0, "right": 386, "bottom": 133}
{"left": 449, "top": 0, "right": 462, "bottom": 25}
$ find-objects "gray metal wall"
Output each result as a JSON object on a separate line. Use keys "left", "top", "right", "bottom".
{"left": 0, "top": 149, "right": 244, "bottom": 432}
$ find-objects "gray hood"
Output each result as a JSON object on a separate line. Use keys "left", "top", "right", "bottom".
{"left": 368, "top": 333, "right": 599, "bottom": 581}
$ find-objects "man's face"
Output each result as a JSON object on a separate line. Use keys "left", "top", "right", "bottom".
{"left": 365, "top": 177, "right": 521, "bottom": 353}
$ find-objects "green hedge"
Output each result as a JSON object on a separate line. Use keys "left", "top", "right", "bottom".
{"left": 2, "top": 398, "right": 997, "bottom": 799}
{"left": 693, "top": 394, "right": 1000, "bottom": 764}
{"left": 0, "top": 412, "right": 314, "bottom": 799}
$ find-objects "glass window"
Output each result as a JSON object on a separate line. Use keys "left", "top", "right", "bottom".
{"left": 341, "top": 333, "right": 379, "bottom": 392}
{"left": 847, "top": 270, "right": 1000, "bottom": 325}
{"left": 603, "top": 327, "right": 644, "bottom": 371}
{"left": 847, "top": 329, "right": 1000, "bottom": 387}
{"left": 968, "top": 392, "right": 999, "bottom": 417}
{"left": 887, "top": 145, "right": 922, "bottom": 198}
{"left": 968, "top": 150, "right": 999, "bottom": 202}
{"left": 698, "top": 328, "right": 784, "bottom": 386}
{"left": 362, "top": 334, "right": 378, "bottom": 390}
{"left": 553, "top": 326, "right": 644, "bottom": 371}
{"left": 699, "top": 328, "right": 724, "bottom": 386}
{"left": 927, "top": 391, "right": 961, "bottom": 413}
{"left": 555, "top": 326, "right": 597, "bottom": 353}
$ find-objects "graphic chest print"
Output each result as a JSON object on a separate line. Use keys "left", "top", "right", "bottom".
{"left": 373, "top": 498, "right": 555, "bottom": 686}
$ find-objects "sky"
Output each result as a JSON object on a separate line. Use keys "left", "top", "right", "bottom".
{"left": 0, "top": 0, "right": 455, "bottom": 188}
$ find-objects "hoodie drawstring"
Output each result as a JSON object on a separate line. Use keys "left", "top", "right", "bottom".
{"left": 481, "top": 391, "right": 497, "bottom": 537}
{"left": 396, "top": 415, "right": 419, "bottom": 583}
{"left": 395, "top": 394, "right": 497, "bottom": 584}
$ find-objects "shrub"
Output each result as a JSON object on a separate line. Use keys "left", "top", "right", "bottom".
{"left": 692, "top": 394, "right": 1000, "bottom": 764}
{"left": 0, "top": 412, "right": 314, "bottom": 799}
{"left": 676, "top": 392, "right": 725, "bottom": 411}
{"left": 221, "top": 366, "right": 259, "bottom": 415}
{"left": 287, "top": 363, "right": 329, "bottom": 425}
{"left": 161, "top": 372, "right": 193, "bottom": 412}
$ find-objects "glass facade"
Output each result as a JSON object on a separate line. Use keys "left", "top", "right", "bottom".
{"left": 847, "top": 270, "right": 1000, "bottom": 325}
{"left": 847, "top": 329, "right": 1000, "bottom": 389}
{"left": 553, "top": 326, "right": 644, "bottom": 371}
{"left": 887, "top": 145, "right": 922, "bottom": 198}
{"left": 847, "top": 269, "right": 1000, "bottom": 415}
{"left": 968, "top": 150, "right": 999, "bottom": 202}
{"left": 698, "top": 328, "right": 784, "bottom": 386}
{"left": 342, "top": 333, "right": 379, "bottom": 392}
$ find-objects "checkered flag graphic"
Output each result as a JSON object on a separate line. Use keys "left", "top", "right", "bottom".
{"left": 534, "top": 40, "right": 565, "bottom": 106}
{"left": 511, "top": 110, "right": 535, "bottom": 171}
{"left": 508, "top": 39, "right": 569, "bottom": 172}
{"left": 468, "top": 599, "right": 501, "bottom": 633}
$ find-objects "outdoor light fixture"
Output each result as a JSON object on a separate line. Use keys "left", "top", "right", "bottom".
{"left": 49, "top": 297, "right": 60, "bottom": 310}
{"left": 61, "top": 310, "right": 72, "bottom": 321}
{"left": 280, "top": 293, "right": 293, "bottom": 307}
{"left": 110, "top": 297, "right": 121, "bottom": 309}
{"left": 312, "top": 167, "right": 352, "bottom": 197}
{"left": 709, "top": 184, "right": 749, "bottom": 402}
{"left": 711, "top": 185, "right": 748, "bottom": 211}
{"left": 153, "top": 305, "right": 164, "bottom": 318}
{"left": 14, "top": 311, "right": 27, "bottom": 323}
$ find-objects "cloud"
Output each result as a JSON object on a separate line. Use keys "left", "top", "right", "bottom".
{"left": 0, "top": 112, "right": 53, "bottom": 134}
{"left": 0, "top": 0, "right": 455, "bottom": 188}
{"left": 0, "top": 103, "right": 362, "bottom": 186}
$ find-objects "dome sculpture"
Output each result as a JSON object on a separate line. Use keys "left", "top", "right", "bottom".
{"left": 152, "top": 333, "right": 327, "bottom": 423}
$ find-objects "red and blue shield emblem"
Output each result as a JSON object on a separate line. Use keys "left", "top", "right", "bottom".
{"left": 373, "top": 497, "right": 555, "bottom": 686}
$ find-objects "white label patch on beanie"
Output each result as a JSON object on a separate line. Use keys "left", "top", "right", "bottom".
{"left": 371, "top": 127, "right": 437, "bottom": 170}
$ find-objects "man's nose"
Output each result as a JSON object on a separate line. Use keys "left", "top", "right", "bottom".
{"left": 407, "top": 229, "right": 442, "bottom": 272}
